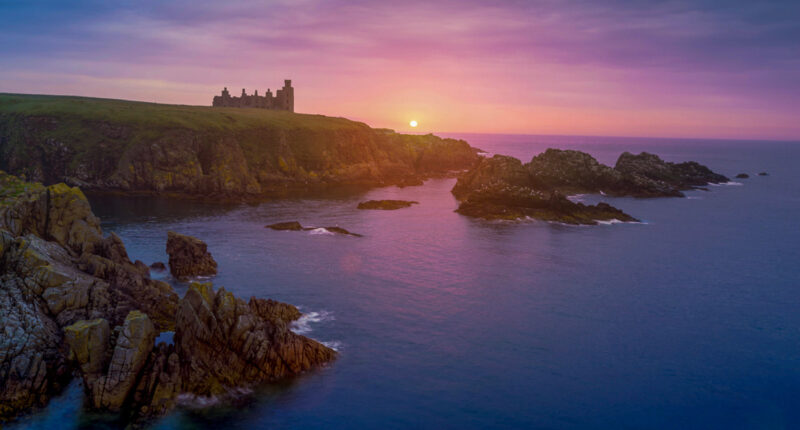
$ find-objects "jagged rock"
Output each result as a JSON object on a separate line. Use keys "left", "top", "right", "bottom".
{"left": 65, "top": 311, "right": 155, "bottom": 411}
{"left": 614, "top": 152, "right": 728, "bottom": 191}
{"left": 455, "top": 184, "right": 638, "bottom": 224}
{"left": 166, "top": 232, "right": 218, "bottom": 279}
{"left": 0, "top": 172, "right": 176, "bottom": 420}
{"left": 174, "top": 283, "right": 335, "bottom": 396}
{"left": 452, "top": 155, "right": 530, "bottom": 199}
{"left": 266, "top": 221, "right": 304, "bottom": 231}
{"left": 357, "top": 200, "right": 418, "bottom": 210}
{"left": 735, "top": 173, "right": 749, "bottom": 179}
{"left": 451, "top": 149, "right": 729, "bottom": 222}
{"left": 2, "top": 172, "right": 336, "bottom": 424}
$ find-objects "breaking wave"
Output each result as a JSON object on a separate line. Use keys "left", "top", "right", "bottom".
{"left": 291, "top": 310, "right": 335, "bottom": 335}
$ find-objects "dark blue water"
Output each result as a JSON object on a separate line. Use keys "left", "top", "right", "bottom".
{"left": 10, "top": 134, "right": 800, "bottom": 429}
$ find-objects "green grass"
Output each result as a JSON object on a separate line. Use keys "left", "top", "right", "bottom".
{"left": 0, "top": 93, "right": 369, "bottom": 133}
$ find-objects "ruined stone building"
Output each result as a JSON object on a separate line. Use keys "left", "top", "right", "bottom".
{"left": 212, "top": 79, "right": 294, "bottom": 112}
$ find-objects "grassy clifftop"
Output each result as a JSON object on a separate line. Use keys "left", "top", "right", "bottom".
{"left": 0, "top": 93, "right": 478, "bottom": 197}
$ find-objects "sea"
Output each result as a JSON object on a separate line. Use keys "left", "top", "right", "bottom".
{"left": 9, "top": 133, "right": 800, "bottom": 429}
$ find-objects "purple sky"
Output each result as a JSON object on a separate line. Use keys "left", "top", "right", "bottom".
{"left": 1, "top": 0, "right": 799, "bottom": 139}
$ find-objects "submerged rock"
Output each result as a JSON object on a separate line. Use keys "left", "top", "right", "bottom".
{"left": 735, "top": 173, "right": 750, "bottom": 179}
{"left": 266, "top": 221, "right": 362, "bottom": 236}
{"left": 758, "top": 172, "right": 769, "bottom": 176}
{"left": 356, "top": 200, "right": 418, "bottom": 210}
{"left": 266, "top": 221, "right": 304, "bottom": 231}
{"left": 166, "top": 232, "right": 218, "bottom": 279}
{"left": 150, "top": 261, "right": 166, "bottom": 271}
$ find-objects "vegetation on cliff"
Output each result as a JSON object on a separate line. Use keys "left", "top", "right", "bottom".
{"left": 0, "top": 93, "right": 479, "bottom": 198}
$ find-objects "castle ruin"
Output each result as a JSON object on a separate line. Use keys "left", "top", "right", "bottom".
{"left": 212, "top": 79, "right": 294, "bottom": 112}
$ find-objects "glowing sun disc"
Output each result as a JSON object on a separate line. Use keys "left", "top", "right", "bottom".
{"left": 409, "top": 120, "right": 418, "bottom": 127}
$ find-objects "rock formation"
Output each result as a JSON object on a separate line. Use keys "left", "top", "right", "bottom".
{"left": 166, "top": 232, "right": 218, "bottom": 279}
{"left": 357, "top": 200, "right": 418, "bottom": 210}
{"left": 266, "top": 221, "right": 362, "bottom": 236}
{"left": 452, "top": 149, "right": 728, "bottom": 223}
{"left": 0, "top": 172, "right": 336, "bottom": 423}
{"left": 735, "top": 173, "right": 750, "bottom": 179}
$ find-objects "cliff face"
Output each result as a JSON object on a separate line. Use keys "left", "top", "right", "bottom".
{"left": 0, "top": 94, "right": 479, "bottom": 197}
{"left": 0, "top": 171, "right": 335, "bottom": 423}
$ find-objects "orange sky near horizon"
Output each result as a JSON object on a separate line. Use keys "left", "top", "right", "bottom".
{"left": 2, "top": 1, "right": 799, "bottom": 141}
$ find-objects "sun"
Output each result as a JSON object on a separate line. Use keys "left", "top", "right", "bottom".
{"left": 409, "top": 120, "right": 418, "bottom": 128}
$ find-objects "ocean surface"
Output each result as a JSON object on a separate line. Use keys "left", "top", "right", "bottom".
{"left": 10, "top": 134, "right": 800, "bottom": 429}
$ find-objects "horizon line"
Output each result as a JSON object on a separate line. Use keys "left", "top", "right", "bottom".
{"left": 3, "top": 91, "right": 799, "bottom": 144}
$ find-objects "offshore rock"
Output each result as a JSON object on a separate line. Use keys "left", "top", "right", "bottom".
{"left": 614, "top": 152, "right": 728, "bottom": 191}
{"left": 455, "top": 184, "right": 638, "bottom": 225}
{"left": 452, "top": 149, "right": 728, "bottom": 222}
{"left": 266, "top": 221, "right": 304, "bottom": 231}
{"left": 266, "top": 221, "right": 362, "bottom": 236}
{"left": 356, "top": 200, "right": 418, "bottom": 210}
{"left": 735, "top": 173, "right": 749, "bottom": 179}
{"left": 166, "top": 231, "right": 218, "bottom": 279}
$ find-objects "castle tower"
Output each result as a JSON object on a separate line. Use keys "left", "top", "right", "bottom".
{"left": 282, "top": 79, "right": 294, "bottom": 112}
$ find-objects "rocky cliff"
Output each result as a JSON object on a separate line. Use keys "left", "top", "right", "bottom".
{"left": 452, "top": 149, "right": 728, "bottom": 223}
{"left": 0, "top": 171, "right": 335, "bottom": 423}
{"left": 0, "top": 94, "right": 479, "bottom": 198}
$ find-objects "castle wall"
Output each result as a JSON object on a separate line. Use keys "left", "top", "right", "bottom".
{"left": 212, "top": 80, "right": 293, "bottom": 112}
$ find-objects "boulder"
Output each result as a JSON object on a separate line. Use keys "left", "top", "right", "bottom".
{"left": 166, "top": 232, "right": 218, "bottom": 279}
{"left": 64, "top": 311, "right": 155, "bottom": 411}
{"left": 735, "top": 173, "right": 749, "bottom": 179}
{"left": 150, "top": 261, "right": 166, "bottom": 271}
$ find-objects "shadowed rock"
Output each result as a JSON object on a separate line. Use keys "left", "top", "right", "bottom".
{"left": 266, "top": 221, "right": 362, "bottom": 236}
{"left": 451, "top": 149, "right": 728, "bottom": 222}
{"left": 266, "top": 221, "right": 304, "bottom": 231}
{"left": 357, "top": 200, "right": 418, "bottom": 210}
{"left": 166, "top": 232, "right": 218, "bottom": 279}
{"left": 735, "top": 173, "right": 749, "bottom": 179}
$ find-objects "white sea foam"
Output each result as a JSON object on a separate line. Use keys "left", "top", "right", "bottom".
{"left": 291, "top": 310, "right": 335, "bottom": 335}
{"left": 687, "top": 196, "right": 703, "bottom": 200}
{"left": 176, "top": 387, "right": 253, "bottom": 408}
{"left": 567, "top": 194, "right": 586, "bottom": 203}
{"left": 308, "top": 227, "right": 334, "bottom": 235}
{"left": 709, "top": 181, "right": 743, "bottom": 186}
{"left": 595, "top": 219, "right": 625, "bottom": 225}
{"left": 322, "top": 340, "right": 343, "bottom": 351}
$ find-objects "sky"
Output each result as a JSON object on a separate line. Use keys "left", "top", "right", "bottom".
{"left": 1, "top": 0, "right": 799, "bottom": 140}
